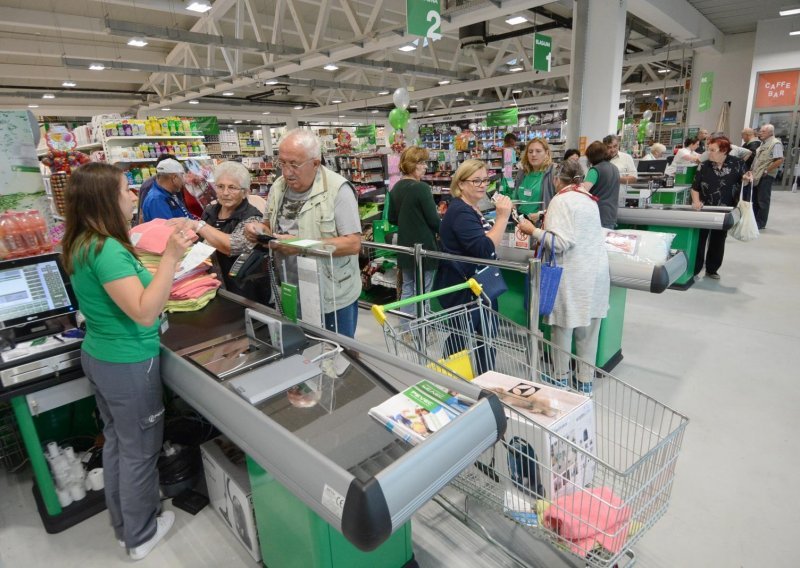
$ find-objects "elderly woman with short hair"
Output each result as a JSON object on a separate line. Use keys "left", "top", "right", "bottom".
{"left": 187, "top": 161, "right": 269, "bottom": 303}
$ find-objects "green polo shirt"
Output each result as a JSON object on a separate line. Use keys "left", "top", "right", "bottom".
{"left": 515, "top": 172, "right": 543, "bottom": 215}
{"left": 70, "top": 237, "right": 160, "bottom": 363}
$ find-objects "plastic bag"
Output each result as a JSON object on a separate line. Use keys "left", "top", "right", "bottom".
{"left": 730, "top": 182, "right": 759, "bottom": 242}
{"left": 602, "top": 228, "right": 676, "bottom": 263}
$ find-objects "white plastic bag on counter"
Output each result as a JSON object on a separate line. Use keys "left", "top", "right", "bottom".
{"left": 603, "top": 228, "right": 676, "bottom": 264}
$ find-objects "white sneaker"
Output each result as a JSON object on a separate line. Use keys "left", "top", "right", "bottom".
{"left": 128, "top": 511, "right": 175, "bottom": 561}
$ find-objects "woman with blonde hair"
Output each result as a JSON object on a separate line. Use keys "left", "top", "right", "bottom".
{"left": 512, "top": 137, "right": 558, "bottom": 217}
{"left": 387, "top": 146, "right": 440, "bottom": 312}
{"left": 434, "top": 159, "right": 512, "bottom": 373}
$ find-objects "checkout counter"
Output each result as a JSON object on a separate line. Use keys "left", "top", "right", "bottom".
{"left": 617, "top": 203, "right": 740, "bottom": 289}
{"left": 160, "top": 291, "right": 506, "bottom": 566}
{"left": 495, "top": 243, "right": 686, "bottom": 371}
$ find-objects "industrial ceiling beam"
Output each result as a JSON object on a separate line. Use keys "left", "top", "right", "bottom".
{"left": 62, "top": 57, "right": 230, "bottom": 78}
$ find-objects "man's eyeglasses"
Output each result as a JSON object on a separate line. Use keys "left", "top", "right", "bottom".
{"left": 464, "top": 177, "right": 490, "bottom": 186}
{"left": 277, "top": 158, "right": 315, "bottom": 171}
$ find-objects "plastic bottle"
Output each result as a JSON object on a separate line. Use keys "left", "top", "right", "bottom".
{"left": 12, "top": 212, "right": 38, "bottom": 255}
{"left": 178, "top": 142, "right": 187, "bottom": 157}
{"left": 182, "top": 119, "right": 192, "bottom": 136}
{"left": 25, "top": 210, "right": 50, "bottom": 252}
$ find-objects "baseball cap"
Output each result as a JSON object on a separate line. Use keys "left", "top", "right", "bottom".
{"left": 156, "top": 158, "right": 184, "bottom": 175}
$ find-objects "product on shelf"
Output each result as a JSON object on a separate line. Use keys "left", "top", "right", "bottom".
{"left": 0, "top": 210, "right": 54, "bottom": 259}
{"left": 49, "top": 172, "right": 69, "bottom": 216}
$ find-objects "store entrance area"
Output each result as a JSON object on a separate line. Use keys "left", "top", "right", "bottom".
{"left": 2, "top": 193, "right": 799, "bottom": 567}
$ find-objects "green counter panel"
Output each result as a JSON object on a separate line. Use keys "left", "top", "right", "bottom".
{"left": 596, "top": 286, "right": 626, "bottom": 369}
{"left": 247, "top": 457, "right": 414, "bottom": 568}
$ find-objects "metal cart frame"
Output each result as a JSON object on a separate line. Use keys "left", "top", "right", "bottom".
{"left": 372, "top": 282, "right": 689, "bottom": 568}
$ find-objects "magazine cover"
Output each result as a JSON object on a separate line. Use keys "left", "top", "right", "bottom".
{"left": 369, "top": 380, "right": 469, "bottom": 445}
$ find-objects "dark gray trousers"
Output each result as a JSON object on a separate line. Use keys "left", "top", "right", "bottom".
{"left": 81, "top": 351, "right": 164, "bottom": 548}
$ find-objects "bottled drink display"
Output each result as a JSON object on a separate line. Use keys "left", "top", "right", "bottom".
{"left": 0, "top": 210, "right": 54, "bottom": 259}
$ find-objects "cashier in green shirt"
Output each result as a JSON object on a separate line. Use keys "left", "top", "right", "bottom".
{"left": 512, "top": 138, "right": 557, "bottom": 218}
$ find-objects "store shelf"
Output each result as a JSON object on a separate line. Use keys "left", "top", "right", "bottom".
{"left": 105, "top": 135, "right": 204, "bottom": 141}
{"left": 112, "top": 155, "right": 211, "bottom": 163}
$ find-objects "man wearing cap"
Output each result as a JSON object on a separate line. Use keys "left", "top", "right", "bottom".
{"left": 140, "top": 158, "right": 192, "bottom": 222}
{"left": 244, "top": 128, "right": 362, "bottom": 338}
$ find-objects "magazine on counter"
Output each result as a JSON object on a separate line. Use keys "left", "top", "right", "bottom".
{"left": 369, "top": 380, "right": 471, "bottom": 445}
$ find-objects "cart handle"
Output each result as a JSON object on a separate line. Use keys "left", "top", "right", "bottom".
{"left": 371, "top": 279, "right": 483, "bottom": 326}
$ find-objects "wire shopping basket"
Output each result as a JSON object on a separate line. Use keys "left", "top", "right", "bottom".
{"left": 372, "top": 282, "right": 689, "bottom": 567}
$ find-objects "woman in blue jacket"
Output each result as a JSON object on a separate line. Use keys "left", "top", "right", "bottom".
{"left": 434, "top": 159, "right": 512, "bottom": 373}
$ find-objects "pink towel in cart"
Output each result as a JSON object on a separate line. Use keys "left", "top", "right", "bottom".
{"left": 543, "top": 487, "right": 631, "bottom": 557}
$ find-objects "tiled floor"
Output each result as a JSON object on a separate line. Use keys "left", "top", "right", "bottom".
{"left": 2, "top": 192, "right": 799, "bottom": 567}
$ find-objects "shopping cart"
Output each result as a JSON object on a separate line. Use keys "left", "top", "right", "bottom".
{"left": 371, "top": 281, "right": 689, "bottom": 568}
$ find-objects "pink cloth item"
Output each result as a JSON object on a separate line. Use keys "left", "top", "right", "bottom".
{"left": 543, "top": 487, "right": 631, "bottom": 557}
{"left": 130, "top": 219, "right": 197, "bottom": 254}
{"left": 170, "top": 274, "right": 220, "bottom": 300}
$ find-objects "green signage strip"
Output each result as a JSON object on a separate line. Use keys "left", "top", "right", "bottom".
{"left": 419, "top": 126, "right": 434, "bottom": 136}
{"left": 280, "top": 283, "right": 298, "bottom": 323}
{"left": 698, "top": 72, "right": 714, "bottom": 112}
{"left": 486, "top": 108, "right": 519, "bottom": 127}
{"left": 671, "top": 128, "right": 685, "bottom": 145}
{"left": 687, "top": 127, "right": 700, "bottom": 140}
{"left": 407, "top": 0, "right": 442, "bottom": 40}
{"left": 533, "top": 34, "right": 552, "bottom": 72}
{"left": 194, "top": 115, "right": 220, "bottom": 136}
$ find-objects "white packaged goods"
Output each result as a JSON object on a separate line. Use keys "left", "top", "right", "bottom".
{"left": 603, "top": 228, "right": 675, "bottom": 264}
{"left": 473, "top": 371, "right": 596, "bottom": 500}
{"left": 200, "top": 437, "right": 261, "bottom": 561}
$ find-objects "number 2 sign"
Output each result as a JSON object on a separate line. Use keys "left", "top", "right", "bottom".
{"left": 407, "top": 0, "right": 442, "bottom": 41}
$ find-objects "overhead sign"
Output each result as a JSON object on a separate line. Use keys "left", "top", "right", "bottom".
{"left": 486, "top": 108, "right": 519, "bottom": 127}
{"left": 671, "top": 128, "right": 685, "bottom": 145}
{"left": 754, "top": 69, "right": 800, "bottom": 108}
{"left": 406, "top": 0, "right": 441, "bottom": 40}
{"left": 698, "top": 72, "right": 714, "bottom": 112}
{"left": 355, "top": 124, "right": 377, "bottom": 143}
{"left": 533, "top": 34, "right": 552, "bottom": 72}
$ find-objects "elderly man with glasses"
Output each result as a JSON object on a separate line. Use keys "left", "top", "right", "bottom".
{"left": 245, "top": 128, "right": 362, "bottom": 337}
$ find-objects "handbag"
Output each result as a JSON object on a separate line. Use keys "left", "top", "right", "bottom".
{"left": 536, "top": 232, "right": 563, "bottom": 316}
{"left": 473, "top": 264, "right": 509, "bottom": 302}
{"left": 729, "top": 181, "right": 759, "bottom": 242}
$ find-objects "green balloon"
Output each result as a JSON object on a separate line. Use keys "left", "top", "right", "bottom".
{"left": 389, "top": 107, "right": 410, "bottom": 130}
{"left": 389, "top": 130, "right": 396, "bottom": 144}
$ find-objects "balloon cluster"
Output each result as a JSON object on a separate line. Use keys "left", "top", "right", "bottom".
{"left": 388, "top": 87, "right": 419, "bottom": 151}
{"left": 637, "top": 109, "right": 655, "bottom": 143}
{"left": 40, "top": 150, "right": 91, "bottom": 174}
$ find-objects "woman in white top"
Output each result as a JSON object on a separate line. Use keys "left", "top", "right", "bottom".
{"left": 666, "top": 137, "right": 701, "bottom": 176}
{"left": 517, "top": 160, "right": 610, "bottom": 394}
{"left": 643, "top": 143, "right": 667, "bottom": 160}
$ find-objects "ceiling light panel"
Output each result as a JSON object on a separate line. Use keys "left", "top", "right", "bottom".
{"left": 186, "top": 1, "right": 212, "bottom": 13}
{"left": 506, "top": 16, "right": 528, "bottom": 25}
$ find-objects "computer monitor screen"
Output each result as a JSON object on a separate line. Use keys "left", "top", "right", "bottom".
{"left": 637, "top": 159, "right": 668, "bottom": 174}
{"left": 0, "top": 253, "right": 78, "bottom": 334}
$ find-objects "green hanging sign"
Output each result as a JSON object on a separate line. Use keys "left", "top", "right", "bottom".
{"left": 687, "top": 126, "right": 700, "bottom": 140}
{"left": 355, "top": 124, "right": 377, "bottom": 143}
{"left": 698, "top": 72, "right": 714, "bottom": 112}
{"left": 486, "top": 108, "right": 519, "bottom": 127}
{"left": 406, "top": 0, "right": 442, "bottom": 40}
{"left": 193, "top": 115, "right": 220, "bottom": 135}
{"left": 420, "top": 126, "right": 435, "bottom": 136}
{"left": 671, "top": 128, "right": 685, "bottom": 145}
{"left": 533, "top": 33, "right": 552, "bottom": 72}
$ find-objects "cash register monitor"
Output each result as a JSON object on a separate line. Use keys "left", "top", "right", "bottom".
{"left": 0, "top": 253, "right": 78, "bottom": 342}
{"left": 637, "top": 159, "right": 668, "bottom": 175}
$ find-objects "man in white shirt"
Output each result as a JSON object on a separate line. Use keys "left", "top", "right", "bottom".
{"left": 603, "top": 134, "right": 637, "bottom": 184}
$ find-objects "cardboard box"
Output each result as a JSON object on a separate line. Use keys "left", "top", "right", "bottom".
{"left": 473, "top": 371, "right": 596, "bottom": 500}
{"left": 200, "top": 436, "right": 261, "bottom": 562}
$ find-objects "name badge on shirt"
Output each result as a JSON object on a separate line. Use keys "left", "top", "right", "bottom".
{"left": 159, "top": 312, "right": 169, "bottom": 334}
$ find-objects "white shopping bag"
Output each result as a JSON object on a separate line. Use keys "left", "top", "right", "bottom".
{"left": 729, "top": 182, "right": 759, "bottom": 242}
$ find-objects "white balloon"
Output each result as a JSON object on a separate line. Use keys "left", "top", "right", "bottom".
{"left": 642, "top": 109, "right": 653, "bottom": 121}
{"left": 392, "top": 87, "right": 410, "bottom": 110}
{"left": 507, "top": 125, "right": 515, "bottom": 133}
{"left": 646, "top": 122, "right": 655, "bottom": 135}
{"left": 468, "top": 123, "right": 477, "bottom": 131}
